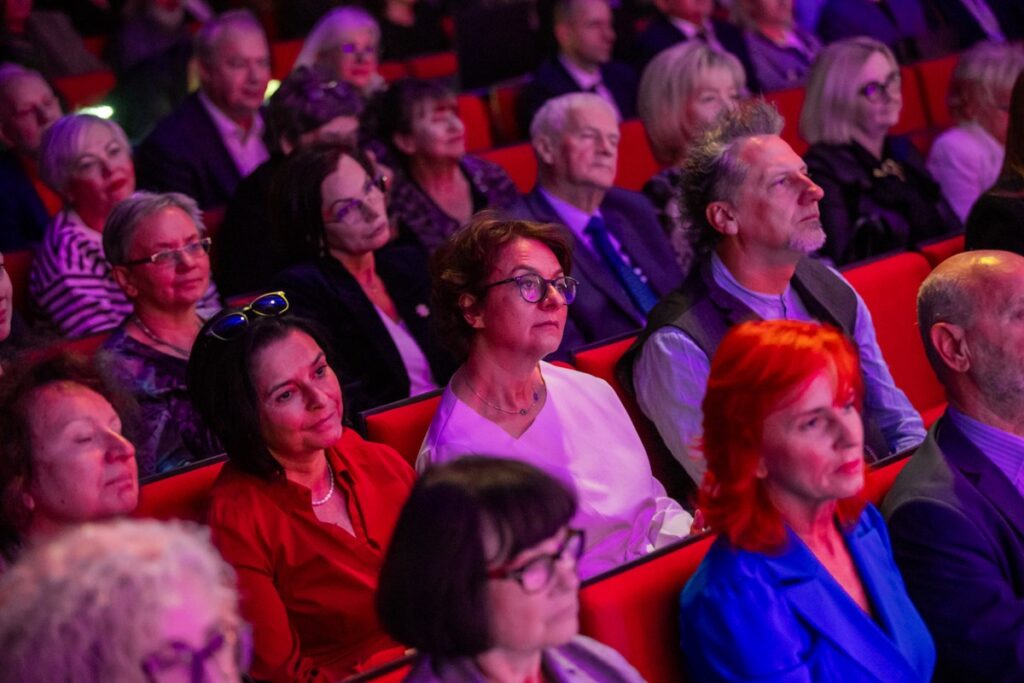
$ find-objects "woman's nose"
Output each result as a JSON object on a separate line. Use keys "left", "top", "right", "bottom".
{"left": 106, "top": 430, "right": 135, "bottom": 462}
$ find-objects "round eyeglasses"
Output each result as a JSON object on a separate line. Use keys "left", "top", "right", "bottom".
{"left": 483, "top": 274, "right": 579, "bottom": 305}
{"left": 487, "top": 529, "right": 586, "bottom": 593}
{"left": 858, "top": 72, "right": 901, "bottom": 103}
{"left": 205, "top": 291, "right": 289, "bottom": 341}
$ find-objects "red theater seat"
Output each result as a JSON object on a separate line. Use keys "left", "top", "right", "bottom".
{"left": 763, "top": 87, "right": 808, "bottom": 155}
{"left": 842, "top": 251, "right": 945, "bottom": 425}
{"left": 863, "top": 453, "right": 911, "bottom": 506}
{"left": 891, "top": 65, "right": 929, "bottom": 136}
{"left": 917, "top": 54, "right": 959, "bottom": 131}
{"left": 579, "top": 533, "right": 715, "bottom": 683}
{"left": 133, "top": 457, "right": 227, "bottom": 521}
{"left": 53, "top": 70, "right": 117, "bottom": 110}
{"left": 270, "top": 39, "right": 303, "bottom": 80}
{"left": 379, "top": 61, "right": 410, "bottom": 83}
{"left": 340, "top": 655, "right": 416, "bottom": 683}
{"left": 406, "top": 51, "right": 458, "bottom": 80}
{"left": 490, "top": 79, "right": 528, "bottom": 144}
{"left": 358, "top": 390, "right": 443, "bottom": 466}
{"left": 917, "top": 233, "right": 964, "bottom": 268}
{"left": 3, "top": 248, "right": 32, "bottom": 315}
{"left": 457, "top": 94, "right": 493, "bottom": 152}
{"left": 479, "top": 142, "right": 537, "bottom": 193}
{"left": 615, "top": 119, "right": 661, "bottom": 192}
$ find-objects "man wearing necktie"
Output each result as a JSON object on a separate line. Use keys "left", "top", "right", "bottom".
{"left": 507, "top": 92, "right": 683, "bottom": 358}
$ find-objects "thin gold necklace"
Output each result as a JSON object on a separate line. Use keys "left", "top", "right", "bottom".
{"left": 461, "top": 367, "right": 545, "bottom": 416}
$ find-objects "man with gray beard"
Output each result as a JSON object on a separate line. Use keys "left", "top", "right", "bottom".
{"left": 619, "top": 100, "right": 925, "bottom": 487}
{"left": 883, "top": 250, "right": 1024, "bottom": 682}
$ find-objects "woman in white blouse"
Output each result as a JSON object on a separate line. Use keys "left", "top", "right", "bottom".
{"left": 417, "top": 214, "right": 693, "bottom": 580}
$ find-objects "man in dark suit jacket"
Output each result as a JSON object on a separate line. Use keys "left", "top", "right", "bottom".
{"left": 508, "top": 92, "right": 682, "bottom": 357}
{"left": 883, "top": 250, "right": 1024, "bottom": 682}
{"left": 135, "top": 10, "right": 272, "bottom": 210}
{"left": 927, "top": 0, "right": 1024, "bottom": 48}
{"left": 520, "top": 0, "right": 638, "bottom": 134}
{"left": 633, "top": 0, "right": 759, "bottom": 91}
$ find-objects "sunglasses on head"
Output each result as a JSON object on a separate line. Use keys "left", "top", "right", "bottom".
{"left": 205, "top": 291, "right": 290, "bottom": 341}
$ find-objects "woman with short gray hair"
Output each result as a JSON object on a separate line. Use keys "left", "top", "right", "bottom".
{"left": 28, "top": 113, "right": 137, "bottom": 338}
{"left": 98, "top": 190, "right": 222, "bottom": 478}
{"left": 800, "top": 37, "right": 960, "bottom": 266}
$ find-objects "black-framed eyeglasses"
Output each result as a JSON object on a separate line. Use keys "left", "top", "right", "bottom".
{"left": 487, "top": 529, "right": 586, "bottom": 594}
{"left": 141, "top": 623, "right": 252, "bottom": 683}
{"left": 328, "top": 175, "right": 389, "bottom": 226}
{"left": 483, "top": 274, "right": 579, "bottom": 305}
{"left": 121, "top": 237, "right": 212, "bottom": 268}
{"left": 205, "top": 291, "right": 289, "bottom": 341}
{"left": 858, "top": 72, "right": 901, "bottom": 103}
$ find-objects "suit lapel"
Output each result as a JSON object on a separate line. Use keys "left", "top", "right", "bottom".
{"left": 190, "top": 95, "right": 244, "bottom": 201}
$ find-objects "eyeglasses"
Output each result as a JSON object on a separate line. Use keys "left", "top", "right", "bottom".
{"left": 858, "top": 72, "right": 901, "bottom": 103}
{"left": 483, "top": 274, "right": 579, "bottom": 305}
{"left": 487, "top": 529, "right": 585, "bottom": 594}
{"left": 205, "top": 291, "right": 289, "bottom": 341}
{"left": 121, "top": 237, "right": 212, "bottom": 268}
{"left": 141, "top": 623, "right": 252, "bottom": 683}
{"left": 337, "top": 42, "right": 377, "bottom": 59}
{"left": 328, "top": 174, "right": 389, "bottom": 226}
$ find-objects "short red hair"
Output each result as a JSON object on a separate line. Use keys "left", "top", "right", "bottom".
{"left": 699, "top": 320, "right": 865, "bottom": 552}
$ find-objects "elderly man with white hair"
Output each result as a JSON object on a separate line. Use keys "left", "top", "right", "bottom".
{"left": 509, "top": 92, "right": 682, "bottom": 356}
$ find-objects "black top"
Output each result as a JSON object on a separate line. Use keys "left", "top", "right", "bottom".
{"left": 965, "top": 175, "right": 1024, "bottom": 256}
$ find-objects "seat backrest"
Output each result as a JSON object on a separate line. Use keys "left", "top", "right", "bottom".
{"left": 270, "top": 39, "right": 304, "bottom": 80}
{"left": 763, "top": 87, "right": 808, "bottom": 155}
{"left": 406, "top": 51, "right": 458, "bottom": 80}
{"left": 3, "top": 248, "right": 33, "bottom": 315}
{"left": 53, "top": 70, "right": 117, "bottom": 109}
{"left": 457, "top": 94, "right": 494, "bottom": 152}
{"left": 579, "top": 534, "right": 715, "bottom": 683}
{"left": 862, "top": 454, "right": 911, "bottom": 506}
{"left": 891, "top": 65, "right": 929, "bottom": 135}
{"left": 379, "top": 61, "right": 410, "bottom": 83}
{"left": 615, "top": 119, "right": 661, "bottom": 192}
{"left": 478, "top": 142, "right": 537, "bottom": 193}
{"left": 358, "top": 390, "right": 443, "bottom": 466}
{"left": 841, "top": 251, "right": 944, "bottom": 418}
{"left": 133, "top": 457, "right": 227, "bottom": 521}
{"left": 916, "top": 54, "right": 959, "bottom": 131}
{"left": 917, "top": 233, "right": 964, "bottom": 269}
{"left": 489, "top": 79, "right": 528, "bottom": 145}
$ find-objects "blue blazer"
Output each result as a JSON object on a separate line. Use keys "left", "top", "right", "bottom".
{"left": 680, "top": 505, "right": 935, "bottom": 682}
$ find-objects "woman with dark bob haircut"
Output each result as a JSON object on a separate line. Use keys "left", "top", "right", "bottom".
{"left": 377, "top": 457, "right": 644, "bottom": 682}
{"left": 679, "top": 320, "right": 934, "bottom": 682}
{"left": 187, "top": 297, "right": 414, "bottom": 682}
{"left": 419, "top": 215, "right": 692, "bottom": 580}
{"left": 270, "top": 140, "right": 457, "bottom": 415}
{"left": 0, "top": 351, "right": 138, "bottom": 566}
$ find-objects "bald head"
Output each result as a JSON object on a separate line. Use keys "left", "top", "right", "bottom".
{"left": 918, "top": 250, "right": 1024, "bottom": 429}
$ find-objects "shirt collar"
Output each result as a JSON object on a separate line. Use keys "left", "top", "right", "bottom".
{"left": 197, "top": 90, "right": 264, "bottom": 144}
{"left": 558, "top": 54, "right": 602, "bottom": 90}
{"left": 667, "top": 15, "right": 709, "bottom": 40}
{"left": 946, "top": 405, "right": 1024, "bottom": 489}
{"left": 709, "top": 251, "right": 796, "bottom": 304}
{"left": 538, "top": 186, "right": 601, "bottom": 243}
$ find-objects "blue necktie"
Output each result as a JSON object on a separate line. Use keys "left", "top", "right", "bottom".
{"left": 585, "top": 215, "right": 659, "bottom": 315}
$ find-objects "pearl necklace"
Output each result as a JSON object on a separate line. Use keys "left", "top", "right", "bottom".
{"left": 311, "top": 461, "right": 335, "bottom": 506}
{"left": 462, "top": 368, "right": 545, "bottom": 416}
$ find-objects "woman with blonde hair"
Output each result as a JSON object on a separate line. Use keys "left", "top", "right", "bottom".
{"left": 294, "top": 6, "right": 385, "bottom": 98}
{"left": 638, "top": 42, "right": 745, "bottom": 272}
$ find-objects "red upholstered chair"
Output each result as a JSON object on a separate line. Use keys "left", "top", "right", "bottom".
{"left": 578, "top": 533, "right": 715, "bottom": 683}
{"left": 489, "top": 78, "right": 529, "bottom": 145}
{"left": 457, "top": 94, "right": 494, "bottom": 152}
{"left": 357, "top": 390, "right": 443, "bottom": 467}
{"left": 478, "top": 142, "right": 537, "bottom": 193}
{"left": 841, "top": 251, "right": 945, "bottom": 426}
{"left": 270, "top": 39, "right": 304, "bottom": 80}
{"left": 917, "top": 233, "right": 965, "bottom": 269}
{"left": 57, "top": 332, "right": 110, "bottom": 359}
{"left": 862, "top": 452, "right": 911, "bottom": 506}
{"left": 3, "top": 248, "right": 33, "bottom": 315}
{"left": 614, "top": 119, "right": 661, "bottom": 192}
{"left": 379, "top": 61, "right": 410, "bottom": 83}
{"left": 406, "top": 51, "right": 458, "bottom": 80}
{"left": 763, "top": 87, "right": 808, "bottom": 155}
{"left": 133, "top": 457, "right": 227, "bottom": 521}
{"left": 891, "top": 65, "right": 929, "bottom": 136}
{"left": 572, "top": 333, "right": 695, "bottom": 503}
{"left": 53, "top": 70, "right": 117, "bottom": 109}
{"left": 917, "top": 54, "right": 959, "bottom": 131}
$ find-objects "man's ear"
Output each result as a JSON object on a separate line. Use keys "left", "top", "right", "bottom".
{"left": 929, "top": 322, "right": 970, "bottom": 374}
{"left": 111, "top": 265, "right": 139, "bottom": 300}
{"left": 460, "top": 292, "right": 484, "bottom": 330}
{"left": 706, "top": 200, "right": 738, "bottom": 236}
{"left": 553, "top": 21, "right": 572, "bottom": 51}
{"left": 533, "top": 135, "right": 556, "bottom": 167}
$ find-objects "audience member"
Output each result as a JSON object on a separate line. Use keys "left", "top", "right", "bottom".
{"left": 294, "top": 6, "right": 386, "bottom": 99}
{"left": 135, "top": 9, "right": 271, "bottom": 209}
{"left": 107, "top": 0, "right": 195, "bottom": 141}
{"left": 883, "top": 250, "right": 1024, "bottom": 681}
{"left": 733, "top": 0, "right": 821, "bottom": 91}
{"left": 965, "top": 70, "right": 1024, "bottom": 254}
{"left": 0, "top": 251, "right": 33, "bottom": 374}
{"left": 680, "top": 319, "right": 935, "bottom": 682}
{"left": 633, "top": 0, "right": 758, "bottom": 91}
{"left": 377, "top": 78, "right": 518, "bottom": 253}
{"left": 639, "top": 42, "right": 744, "bottom": 271}
{"left": 189, "top": 304, "right": 413, "bottom": 681}
{"left": 0, "top": 0, "right": 104, "bottom": 78}
{"left": 28, "top": 113, "right": 137, "bottom": 338}
{"left": 622, "top": 100, "right": 925, "bottom": 486}
{"left": 510, "top": 92, "right": 682, "bottom": 356}
{"left": 800, "top": 37, "right": 960, "bottom": 266}
{"left": 378, "top": 457, "right": 646, "bottom": 682}
{"left": 815, "top": 0, "right": 932, "bottom": 61}
{"left": 0, "top": 352, "right": 138, "bottom": 567}
{"left": 0, "top": 64, "right": 60, "bottom": 250}
{"left": 928, "top": 43, "right": 1024, "bottom": 223}
{"left": 520, "top": 0, "right": 638, "bottom": 135}
{"left": 0, "top": 519, "right": 248, "bottom": 683}
{"left": 215, "top": 65, "right": 364, "bottom": 296}
{"left": 419, "top": 215, "right": 693, "bottom": 580}
{"left": 98, "top": 192, "right": 221, "bottom": 479}
{"left": 923, "top": 0, "right": 1023, "bottom": 50}
{"left": 375, "top": 0, "right": 451, "bottom": 61}
{"left": 270, "top": 142, "right": 457, "bottom": 415}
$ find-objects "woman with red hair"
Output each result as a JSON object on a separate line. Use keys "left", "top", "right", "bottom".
{"left": 680, "top": 320, "right": 934, "bottom": 682}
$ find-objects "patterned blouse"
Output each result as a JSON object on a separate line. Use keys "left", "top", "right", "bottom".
{"left": 642, "top": 167, "right": 697, "bottom": 276}
{"left": 98, "top": 326, "right": 222, "bottom": 478}
{"left": 387, "top": 155, "right": 519, "bottom": 253}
